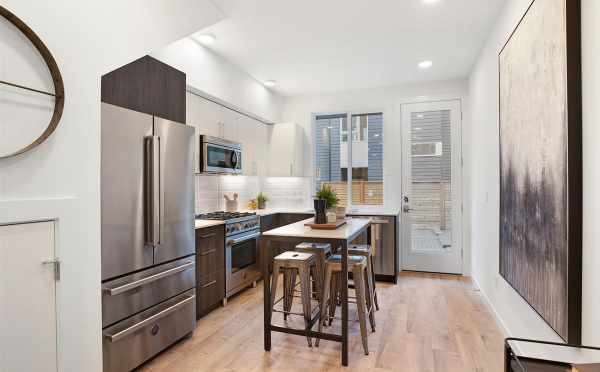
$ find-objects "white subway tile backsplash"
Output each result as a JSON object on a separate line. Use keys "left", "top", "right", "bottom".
{"left": 195, "top": 175, "right": 312, "bottom": 213}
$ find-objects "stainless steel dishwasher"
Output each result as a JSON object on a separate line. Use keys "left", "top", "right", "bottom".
{"left": 349, "top": 214, "right": 398, "bottom": 283}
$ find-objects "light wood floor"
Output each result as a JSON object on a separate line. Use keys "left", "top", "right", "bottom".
{"left": 140, "top": 272, "right": 505, "bottom": 372}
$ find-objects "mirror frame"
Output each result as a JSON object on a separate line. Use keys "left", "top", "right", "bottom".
{"left": 0, "top": 5, "right": 64, "bottom": 159}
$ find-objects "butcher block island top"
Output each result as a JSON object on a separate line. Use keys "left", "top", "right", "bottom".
{"left": 262, "top": 217, "right": 370, "bottom": 240}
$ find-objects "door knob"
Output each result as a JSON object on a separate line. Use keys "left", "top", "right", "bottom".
{"left": 402, "top": 205, "right": 412, "bottom": 213}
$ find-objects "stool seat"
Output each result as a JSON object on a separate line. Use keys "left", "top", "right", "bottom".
{"left": 327, "top": 254, "right": 367, "bottom": 266}
{"left": 274, "top": 251, "right": 314, "bottom": 262}
{"left": 295, "top": 242, "right": 332, "bottom": 255}
{"left": 348, "top": 244, "right": 371, "bottom": 254}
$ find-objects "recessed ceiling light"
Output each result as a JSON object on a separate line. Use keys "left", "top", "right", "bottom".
{"left": 264, "top": 80, "right": 277, "bottom": 87}
{"left": 195, "top": 33, "right": 216, "bottom": 45}
{"left": 418, "top": 60, "right": 433, "bottom": 69}
{"left": 422, "top": 0, "right": 441, "bottom": 4}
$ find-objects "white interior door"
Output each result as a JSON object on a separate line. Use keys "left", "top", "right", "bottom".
{"left": 0, "top": 221, "right": 58, "bottom": 372}
{"left": 400, "top": 100, "right": 462, "bottom": 274}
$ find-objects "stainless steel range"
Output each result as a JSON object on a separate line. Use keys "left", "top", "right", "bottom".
{"left": 196, "top": 212, "right": 261, "bottom": 304}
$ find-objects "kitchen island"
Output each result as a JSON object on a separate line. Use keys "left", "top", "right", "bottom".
{"left": 261, "top": 217, "right": 371, "bottom": 366}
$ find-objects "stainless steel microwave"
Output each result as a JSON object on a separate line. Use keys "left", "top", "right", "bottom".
{"left": 199, "top": 135, "right": 243, "bottom": 174}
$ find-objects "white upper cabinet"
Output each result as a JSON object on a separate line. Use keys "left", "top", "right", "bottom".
{"left": 187, "top": 93, "right": 305, "bottom": 178}
{"left": 238, "top": 115, "right": 268, "bottom": 176}
{"left": 267, "top": 122, "right": 305, "bottom": 177}
{"left": 220, "top": 105, "right": 239, "bottom": 142}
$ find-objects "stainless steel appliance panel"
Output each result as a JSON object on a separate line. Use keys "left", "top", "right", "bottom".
{"left": 225, "top": 230, "right": 261, "bottom": 296}
{"left": 153, "top": 117, "right": 195, "bottom": 265}
{"left": 372, "top": 216, "right": 396, "bottom": 276}
{"left": 102, "top": 257, "right": 196, "bottom": 327}
{"left": 101, "top": 103, "right": 154, "bottom": 280}
{"left": 102, "top": 290, "right": 196, "bottom": 372}
{"left": 200, "top": 135, "right": 243, "bottom": 174}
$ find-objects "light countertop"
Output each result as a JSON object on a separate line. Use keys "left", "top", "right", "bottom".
{"left": 195, "top": 220, "right": 225, "bottom": 229}
{"left": 262, "top": 217, "right": 371, "bottom": 240}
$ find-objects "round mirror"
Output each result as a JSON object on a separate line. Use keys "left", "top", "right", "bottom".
{"left": 0, "top": 6, "right": 64, "bottom": 159}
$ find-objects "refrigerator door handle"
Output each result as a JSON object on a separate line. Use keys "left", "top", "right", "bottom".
{"left": 158, "top": 135, "right": 164, "bottom": 245}
{"left": 145, "top": 135, "right": 161, "bottom": 246}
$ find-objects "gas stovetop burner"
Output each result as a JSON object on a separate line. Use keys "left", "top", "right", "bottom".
{"left": 196, "top": 211, "right": 260, "bottom": 236}
{"left": 195, "top": 211, "right": 257, "bottom": 221}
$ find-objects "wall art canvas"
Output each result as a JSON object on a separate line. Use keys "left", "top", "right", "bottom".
{"left": 499, "top": 0, "right": 581, "bottom": 343}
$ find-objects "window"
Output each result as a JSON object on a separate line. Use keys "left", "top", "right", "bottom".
{"left": 314, "top": 112, "right": 384, "bottom": 207}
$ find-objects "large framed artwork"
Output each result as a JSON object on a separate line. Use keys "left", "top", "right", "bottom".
{"left": 499, "top": 0, "right": 582, "bottom": 343}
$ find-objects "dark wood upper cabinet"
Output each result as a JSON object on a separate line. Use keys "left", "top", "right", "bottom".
{"left": 101, "top": 56, "right": 186, "bottom": 123}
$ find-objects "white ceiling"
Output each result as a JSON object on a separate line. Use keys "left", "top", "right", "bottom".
{"left": 197, "top": 0, "right": 505, "bottom": 96}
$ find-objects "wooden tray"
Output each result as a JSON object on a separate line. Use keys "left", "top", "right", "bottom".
{"left": 304, "top": 218, "right": 347, "bottom": 230}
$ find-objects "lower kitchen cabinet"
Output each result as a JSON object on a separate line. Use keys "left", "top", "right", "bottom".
{"left": 196, "top": 270, "right": 225, "bottom": 317}
{"left": 195, "top": 224, "right": 225, "bottom": 318}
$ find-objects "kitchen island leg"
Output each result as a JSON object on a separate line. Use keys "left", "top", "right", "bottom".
{"left": 340, "top": 239, "right": 348, "bottom": 366}
{"left": 263, "top": 237, "right": 271, "bottom": 351}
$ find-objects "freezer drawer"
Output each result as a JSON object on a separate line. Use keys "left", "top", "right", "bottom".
{"left": 102, "top": 257, "right": 195, "bottom": 327}
{"left": 103, "top": 290, "right": 196, "bottom": 372}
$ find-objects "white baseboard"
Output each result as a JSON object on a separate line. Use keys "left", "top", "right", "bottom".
{"left": 470, "top": 275, "right": 511, "bottom": 338}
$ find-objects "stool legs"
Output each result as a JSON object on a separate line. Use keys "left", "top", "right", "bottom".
{"left": 282, "top": 269, "right": 297, "bottom": 320}
{"left": 363, "top": 260, "right": 376, "bottom": 331}
{"left": 352, "top": 264, "right": 369, "bottom": 355}
{"left": 270, "top": 262, "right": 282, "bottom": 321}
{"left": 299, "top": 265, "right": 313, "bottom": 347}
{"left": 316, "top": 262, "right": 370, "bottom": 355}
{"left": 315, "top": 264, "right": 332, "bottom": 347}
{"left": 369, "top": 256, "right": 379, "bottom": 311}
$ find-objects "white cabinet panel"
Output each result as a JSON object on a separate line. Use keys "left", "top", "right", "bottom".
{"left": 268, "top": 123, "right": 305, "bottom": 177}
{"left": 220, "top": 105, "right": 239, "bottom": 142}
{"left": 0, "top": 221, "right": 57, "bottom": 372}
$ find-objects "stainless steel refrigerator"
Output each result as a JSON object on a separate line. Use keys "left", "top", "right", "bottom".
{"left": 100, "top": 103, "right": 196, "bottom": 372}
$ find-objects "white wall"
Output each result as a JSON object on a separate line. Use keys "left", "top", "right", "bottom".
{"left": 152, "top": 37, "right": 284, "bottom": 123}
{"left": 0, "top": 1, "right": 224, "bottom": 371}
{"left": 468, "top": 0, "right": 600, "bottom": 346}
{"left": 282, "top": 79, "right": 470, "bottom": 272}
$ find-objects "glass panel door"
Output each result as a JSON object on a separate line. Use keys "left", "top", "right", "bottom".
{"left": 401, "top": 100, "right": 462, "bottom": 274}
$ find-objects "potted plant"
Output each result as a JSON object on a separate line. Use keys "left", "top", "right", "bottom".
{"left": 257, "top": 192, "right": 269, "bottom": 210}
{"left": 315, "top": 185, "right": 339, "bottom": 223}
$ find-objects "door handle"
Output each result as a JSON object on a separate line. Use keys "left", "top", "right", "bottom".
{"left": 145, "top": 135, "right": 161, "bottom": 246}
{"left": 402, "top": 205, "right": 413, "bottom": 213}
{"left": 42, "top": 258, "right": 60, "bottom": 281}
{"left": 200, "top": 249, "right": 216, "bottom": 256}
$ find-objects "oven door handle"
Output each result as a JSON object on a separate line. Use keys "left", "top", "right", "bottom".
{"left": 227, "top": 232, "right": 261, "bottom": 246}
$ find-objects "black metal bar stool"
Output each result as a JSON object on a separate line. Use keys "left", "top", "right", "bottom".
{"left": 270, "top": 251, "right": 320, "bottom": 347}
{"left": 295, "top": 242, "right": 331, "bottom": 301}
{"left": 316, "top": 254, "right": 372, "bottom": 355}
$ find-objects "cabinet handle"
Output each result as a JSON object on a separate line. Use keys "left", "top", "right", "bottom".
{"left": 200, "top": 249, "right": 216, "bottom": 256}
{"left": 200, "top": 233, "right": 216, "bottom": 239}
{"left": 201, "top": 280, "right": 217, "bottom": 288}
{"left": 290, "top": 163, "right": 293, "bottom": 176}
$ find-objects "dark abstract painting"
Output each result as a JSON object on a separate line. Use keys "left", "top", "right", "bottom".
{"left": 499, "top": 0, "right": 581, "bottom": 343}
